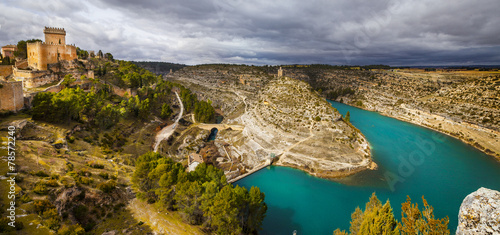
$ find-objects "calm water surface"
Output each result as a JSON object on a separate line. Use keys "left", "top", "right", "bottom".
{"left": 237, "top": 101, "right": 500, "bottom": 235}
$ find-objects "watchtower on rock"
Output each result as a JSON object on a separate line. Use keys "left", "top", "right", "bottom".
{"left": 278, "top": 67, "right": 283, "bottom": 77}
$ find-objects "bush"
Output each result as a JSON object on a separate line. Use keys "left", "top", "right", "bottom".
{"left": 67, "top": 136, "right": 75, "bottom": 143}
{"left": 86, "top": 161, "right": 105, "bottom": 169}
{"left": 97, "top": 180, "right": 116, "bottom": 193}
{"left": 33, "top": 171, "right": 49, "bottom": 177}
{"left": 57, "top": 223, "right": 85, "bottom": 235}
{"left": 33, "top": 200, "right": 56, "bottom": 215}
{"left": 20, "top": 194, "right": 32, "bottom": 203}
{"left": 34, "top": 182, "right": 48, "bottom": 195}
{"left": 42, "top": 208, "right": 61, "bottom": 230}
{"left": 76, "top": 176, "right": 93, "bottom": 185}
{"left": 46, "top": 179, "right": 59, "bottom": 187}
{"left": 98, "top": 172, "right": 109, "bottom": 179}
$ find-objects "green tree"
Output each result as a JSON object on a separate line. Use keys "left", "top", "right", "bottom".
{"left": 161, "top": 103, "right": 173, "bottom": 119}
{"left": 245, "top": 186, "right": 267, "bottom": 233}
{"left": 61, "top": 74, "right": 75, "bottom": 88}
{"left": 138, "top": 98, "right": 150, "bottom": 120}
{"left": 207, "top": 185, "right": 242, "bottom": 235}
{"left": 175, "top": 181, "right": 204, "bottom": 224}
{"left": 96, "top": 104, "right": 121, "bottom": 129}
{"left": 32, "top": 92, "right": 55, "bottom": 121}
{"left": 345, "top": 111, "right": 350, "bottom": 122}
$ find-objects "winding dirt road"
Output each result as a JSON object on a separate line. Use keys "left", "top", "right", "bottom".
{"left": 154, "top": 91, "right": 183, "bottom": 152}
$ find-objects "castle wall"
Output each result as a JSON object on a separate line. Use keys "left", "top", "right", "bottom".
{"left": 27, "top": 42, "right": 77, "bottom": 71}
{"left": 23, "top": 74, "right": 59, "bottom": 88}
{"left": 0, "top": 81, "right": 24, "bottom": 112}
{"left": 0, "top": 65, "right": 13, "bottom": 77}
{"left": 27, "top": 42, "right": 45, "bottom": 70}
{"left": 13, "top": 68, "right": 49, "bottom": 79}
{"left": 15, "top": 60, "right": 28, "bottom": 69}
{"left": 13, "top": 68, "right": 59, "bottom": 88}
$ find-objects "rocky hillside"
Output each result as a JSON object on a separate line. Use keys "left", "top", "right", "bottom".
{"left": 283, "top": 67, "right": 500, "bottom": 160}
{"left": 235, "top": 76, "right": 373, "bottom": 177}
{"left": 168, "top": 66, "right": 374, "bottom": 179}
{"left": 457, "top": 187, "right": 500, "bottom": 234}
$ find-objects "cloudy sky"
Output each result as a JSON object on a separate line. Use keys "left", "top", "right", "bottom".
{"left": 1, "top": 0, "right": 499, "bottom": 66}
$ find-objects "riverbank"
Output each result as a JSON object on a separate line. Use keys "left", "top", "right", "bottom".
{"left": 347, "top": 100, "right": 500, "bottom": 161}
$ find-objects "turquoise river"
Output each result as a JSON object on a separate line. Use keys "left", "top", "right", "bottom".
{"left": 236, "top": 101, "right": 500, "bottom": 234}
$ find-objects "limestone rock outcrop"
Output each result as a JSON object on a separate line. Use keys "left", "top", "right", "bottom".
{"left": 456, "top": 187, "right": 500, "bottom": 235}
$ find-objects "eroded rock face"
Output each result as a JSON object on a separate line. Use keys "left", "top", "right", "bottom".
{"left": 456, "top": 187, "right": 500, "bottom": 235}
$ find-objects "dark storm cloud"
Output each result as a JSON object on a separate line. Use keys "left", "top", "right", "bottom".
{"left": 1, "top": 0, "right": 499, "bottom": 65}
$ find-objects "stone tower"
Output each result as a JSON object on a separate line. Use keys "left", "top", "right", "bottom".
{"left": 27, "top": 27, "right": 77, "bottom": 70}
{"left": 44, "top": 27, "right": 66, "bottom": 45}
{"left": 278, "top": 67, "right": 283, "bottom": 77}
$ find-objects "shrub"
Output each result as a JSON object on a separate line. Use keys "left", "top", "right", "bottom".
{"left": 20, "top": 194, "right": 32, "bottom": 203}
{"left": 86, "top": 161, "right": 104, "bottom": 169}
{"left": 57, "top": 224, "right": 85, "bottom": 235}
{"left": 67, "top": 136, "right": 75, "bottom": 143}
{"left": 34, "top": 182, "right": 48, "bottom": 195}
{"left": 42, "top": 208, "right": 61, "bottom": 230}
{"left": 76, "top": 176, "right": 93, "bottom": 185}
{"left": 46, "top": 179, "right": 59, "bottom": 187}
{"left": 97, "top": 180, "right": 116, "bottom": 193}
{"left": 33, "top": 200, "right": 55, "bottom": 215}
{"left": 98, "top": 172, "right": 109, "bottom": 179}
{"left": 33, "top": 171, "right": 49, "bottom": 177}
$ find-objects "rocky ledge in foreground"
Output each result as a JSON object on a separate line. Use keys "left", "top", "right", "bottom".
{"left": 221, "top": 76, "right": 374, "bottom": 178}
{"left": 456, "top": 187, "right": 500, "bottom": 235}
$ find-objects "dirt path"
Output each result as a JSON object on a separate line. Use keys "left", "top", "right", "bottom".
{"left": 128, "top": 198, "right": 204, "bottom": 235}
{"left": 154, "top": 91, "right": 183, "bottom": 152}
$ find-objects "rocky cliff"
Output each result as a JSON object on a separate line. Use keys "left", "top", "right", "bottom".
{"left": 228, "top": 76, "right": 372, "bottom": 178}
{"left": 169, "top": 66, "right": 374, "bottom": 179}
{"left": 456, "top": 187, "right": 500, "bottom": 234}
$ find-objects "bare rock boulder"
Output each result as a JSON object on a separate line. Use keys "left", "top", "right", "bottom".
{"left": 456, "top": 187, "right": 500, "bottom": 235}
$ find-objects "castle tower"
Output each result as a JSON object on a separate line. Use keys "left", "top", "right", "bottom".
{"left": 44, "top": 27, "right": 66, "bottom": 45}
{"left": 278, "top": 67, "right": 283, "bottom": 77}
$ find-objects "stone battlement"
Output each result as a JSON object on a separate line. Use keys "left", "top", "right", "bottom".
{"left": 27, "top": 41, "right": 76, "bottom": 47}
{"left": 43, "top": 27, "right": 66, "bottom": 35}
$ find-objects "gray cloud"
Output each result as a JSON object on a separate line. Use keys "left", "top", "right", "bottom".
{"left": 1, "top": 0, "right": 499, "bottom": 66}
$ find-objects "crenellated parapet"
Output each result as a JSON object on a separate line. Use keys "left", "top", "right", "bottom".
{"left": 43, "top": 27, "right": 66, "bottom": 35}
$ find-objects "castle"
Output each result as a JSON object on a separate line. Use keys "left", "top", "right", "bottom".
{"left": 1, "top": 27, "right": 91, "bottom": 113}
{"left": 27, "top": 27, "right": 77, "bottom": 70}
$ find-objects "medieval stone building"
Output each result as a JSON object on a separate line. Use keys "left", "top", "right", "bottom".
{"left": 27, "top": 27, "right": 77, "bottom": 71}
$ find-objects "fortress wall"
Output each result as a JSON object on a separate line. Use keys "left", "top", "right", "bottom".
{"left": 27, "top": 42, "right": 44, "bottom": 70}
{"left": 27, "top": 42, "right": 77, "bottom": 71}
{"left": 15, "top": 60, "right": 28, "bottom": 69}
{"left": 60, "top": 45, "right": 77, "bottom": 61}
{"left": 0, "top": 81, "right": 24, "bottom": 112}
{"left": 43, "top": 44, "right": 61, "bottom": 65}
{"left": 13, "top": 68, "right": 49, "bottom": 79}
{"left": 0, "top": 65, "right": 13, "bottom": 77}
{"left": 23, "top": 73, "right": 59, "bottom": 88}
